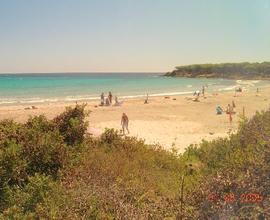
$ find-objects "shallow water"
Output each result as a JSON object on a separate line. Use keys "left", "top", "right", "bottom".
{"left": 0, "top": 73, "right": 266, "bottom": 104}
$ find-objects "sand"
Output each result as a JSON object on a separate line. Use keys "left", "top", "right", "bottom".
{"left": 0, "top": 87, "right": 269, "bottom": 153}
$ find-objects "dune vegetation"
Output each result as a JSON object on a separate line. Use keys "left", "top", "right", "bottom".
{"left": 165, "top": 62, "right": 270, "bottom": 80}
{"left": 0, "top": 104, "right": 269, "bottom": 219}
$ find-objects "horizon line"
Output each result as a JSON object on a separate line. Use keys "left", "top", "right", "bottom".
{"left": 0, "top": 71, "right": 166, "bottom": 75}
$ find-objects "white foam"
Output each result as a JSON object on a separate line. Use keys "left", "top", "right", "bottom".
{"left": 218, "top": 85, "right": 237, "bottom": 91}
{"left": 236, "top": 80, "right": 260, "bottom": 87}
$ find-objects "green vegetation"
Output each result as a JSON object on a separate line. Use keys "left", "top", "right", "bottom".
{"left": 0, "top": 104, "right": 269, "bottom": 219}
{"left": 165, "top": 62, "right": 270, "bottom": 79}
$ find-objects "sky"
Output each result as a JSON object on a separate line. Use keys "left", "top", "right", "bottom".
{"left": 0, "top": 0, "right": 269, "bottom": 73}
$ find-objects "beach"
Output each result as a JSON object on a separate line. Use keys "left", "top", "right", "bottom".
{"left": 0, "top": 87, "right": 269, "bottom": 152}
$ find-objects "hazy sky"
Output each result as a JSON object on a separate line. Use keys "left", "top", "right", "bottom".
{"left": 0, "top": 0, "right": 269, "bottom": 73}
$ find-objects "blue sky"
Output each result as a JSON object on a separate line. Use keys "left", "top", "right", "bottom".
{"left": 0, "top": 0, "right": 269, "bottom": 73}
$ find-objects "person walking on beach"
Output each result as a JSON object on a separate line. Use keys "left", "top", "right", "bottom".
{"left": 229, "top": 110, "right": 233, "bottom": 125}
{"left": 202, "top": 86, "right": 205, "bottom": 97}
{"left": 100, "top": 92, "right": 105, "bottom": 106}
{"left": 121, "top": 113, "right": 129, "bottom": 135}
{"left": 108, "top": 91, "right": 113, "bottom": 104}
{"left": 232, "top": 101, "right": 236, "bottom": 112}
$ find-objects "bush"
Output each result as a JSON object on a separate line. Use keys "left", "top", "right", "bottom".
{"left": 0, "top": 119, "right": 24, "bottom": 146}
{"left": 184, "top": 110, "right": 270, "bottom": 219}
{"left": 1, "top": 105, "right": 270, "bottom": 219}
{"left": 100, "top": 128, "right": 122, "bottom": 146}
{"left": 53, "top": 104, "right": 89, "bottom": 146}
{"left": 1, "top": 174, "right": 66, "bottom": 219}
{"left": 0, "top": 140, "right": 27, "bottom": 187}
{"left": 0, "top": 105, "right": 89, "bottom": 214}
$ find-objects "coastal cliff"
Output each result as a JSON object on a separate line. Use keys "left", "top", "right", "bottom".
{"left": 165, "top": 62, "right": 270, "bottom": 79}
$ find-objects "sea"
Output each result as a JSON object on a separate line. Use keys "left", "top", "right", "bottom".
{"left": 0, "top": 73, "right": 267, "bottom": 105}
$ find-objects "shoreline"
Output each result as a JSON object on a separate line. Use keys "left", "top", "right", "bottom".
{"left": 0, "top": 85, "right": 269, "bottom": 152}
{"left": 0, "top": 79, "right": 265, "bottom": 107}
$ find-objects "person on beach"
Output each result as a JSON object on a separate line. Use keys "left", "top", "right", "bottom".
{"left": 202, "top": 86, "right": 205, "bottom": 97}
{"left": 114, "top": 96, "right": 122, "bottom": 106}
{"left": 225, "top": 104, "right": 233, "bottom": 124}
{"left": 234, "top": 87, "right": 242, "bottom": 97}
{"left": 193, "top": 90, "right": 199, "bottom": 96}
{"left": 121, "top": 113, "right": 129, "bottom": 135}
{"left": 144, "top": 93, "right": 149, "bottom": 104}
{"left": 229, "top": 111, "right": 233, "bottom": 124}
{"left": 216, "top": 106, "right": 223, "bottom": 115}
{"left": 256, "top": 88, "right": 260, "bottom": 96}
{"left": 231, "top": 101, "right": 236, "bottom": 112}
{"left": 105, "top": 97, "right": 110, "bottom": 106}
{"left": 226, "top": 104, "right": 233, "bottom": 114}
{"left": 108, "top": 92, "right": 113, "bottom": 104}
{"left": 100, "top": 92, "right": 104, "bottom": 106}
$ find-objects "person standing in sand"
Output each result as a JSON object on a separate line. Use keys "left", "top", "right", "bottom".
{"left": 108, "top": 91, "right": 113, "bottom": 104}
{"left": 121, "top": 113, "right": 129, "bottom": 135}
{"left": 202, "top": 86, "right": 205, "bottom": 97}
{"left": 100, "top": 92, "right": 105, "bottom": 106}
{"left": 232, "top": 100, "right": 236, "bottom": 112}
{"left": 226, "top": 104, "right": 233, "bottom": 124}
{"left": 144, "top": 93, "right": 149, "bottom": 104}
{"left": 226, "top": 104, "right": 231, "bottom": 114}
{"left": 256, "top": 88, "right": 260, "bottom": 96}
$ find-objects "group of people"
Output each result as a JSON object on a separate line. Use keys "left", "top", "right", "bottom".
{"left": 216, "top": 101, "right": 236, "bottom": 114}
{"left": 234, "top": 87, "right": 242, "bottom": 97}
{"left": 100, "top": 85, "right": 260, "bottom": 136}
{"left": 192, "top": 85, "right": 206, "bottom": 101}
{"left": 100, "top": 91, "right": 122, "bottom": 106}
{"left": 99, "top": 91, "right": 129, "bottom": 134}
{"left": 216, "top": 101, "right": 236, "bottom": 124}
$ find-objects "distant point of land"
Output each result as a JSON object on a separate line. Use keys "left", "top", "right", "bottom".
{"left": 165, "top": 62, "right": 270, "bottom": 80}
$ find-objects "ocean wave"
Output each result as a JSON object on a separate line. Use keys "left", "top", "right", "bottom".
{"left": 0, "top": 100, "right": 19, "bottom": 104}
{"left": 236, "top": 80, "right": 260, "bottom": 86}
{"left": 64, "top": 96, "right": 99, "bottom": 101}
{"left": 218, "top": 85, "right": 238, "bottom": 91}
{"left": 0, "top": 91, "right": 196, "bottom": 105}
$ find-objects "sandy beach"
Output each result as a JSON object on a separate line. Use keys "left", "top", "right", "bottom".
{"left": 0, "top": 87, "right": 269, "bottom": 152}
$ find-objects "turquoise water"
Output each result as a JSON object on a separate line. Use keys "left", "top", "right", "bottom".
{"left": 0, "top": 73, "right": 266, "bottom": 105}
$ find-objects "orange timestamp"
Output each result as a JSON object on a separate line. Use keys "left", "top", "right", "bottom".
{"left": 207, "top": 192, "right": 263, "bottom": 203}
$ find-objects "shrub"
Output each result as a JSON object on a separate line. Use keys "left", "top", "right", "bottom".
{"left": 1, "top": 174, "right": 66, "bottom": 219}
{"left": 21, "top": 115, "right": 68, "bottom": 178}
{"left": 1, "top": 105, "right": 270, "bottom": 219}
{"left": 185, "top": 110, "right": 270, "bottom": 219}
{"left": 0, "top": 141, "right": 27, "bottom": 187}
{"left": 100, "top": 128, "right": 122, "bottom": 146}
{"left": 53, "top": 104, "right": 89, "bottom": 146}
{"left": 0, "top": 119, "right": 24, "bottom": 146}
